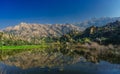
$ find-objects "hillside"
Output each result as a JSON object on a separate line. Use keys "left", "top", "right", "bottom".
{"left": 3, "top": 22, "right": 82, "bottom": 38}
{"left": 79, "top": 20, "right": 120, "bottom": 44}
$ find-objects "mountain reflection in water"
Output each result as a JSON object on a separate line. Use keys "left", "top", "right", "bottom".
{"left": 0, "top": 50, "right": 120, "bottom": 74}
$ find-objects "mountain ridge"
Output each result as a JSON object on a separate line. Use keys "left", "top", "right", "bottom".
{"left": 3, "top": 23, "right": 82, "bottom": 38}
{"left": 75, "top": 17, "right": 120, "bottom": 29}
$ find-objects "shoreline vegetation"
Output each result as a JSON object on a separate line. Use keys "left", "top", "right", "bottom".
{"left": 0, "top": 45, "right": 48, "bottom": 50}
{"left": 0, "top": 42, "right": 120, "bottom": 64}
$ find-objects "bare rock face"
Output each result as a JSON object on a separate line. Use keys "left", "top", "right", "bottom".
{"left": 3, "top": 23, "right": 82, "bottom": 39}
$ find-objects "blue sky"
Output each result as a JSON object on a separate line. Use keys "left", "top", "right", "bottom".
{"left": 0, "top": 0, "right": 120, "bottom": 28}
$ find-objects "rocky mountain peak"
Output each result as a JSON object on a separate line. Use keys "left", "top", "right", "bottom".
{"left": 3, "top": 23, "right": 82, "bottom": 39}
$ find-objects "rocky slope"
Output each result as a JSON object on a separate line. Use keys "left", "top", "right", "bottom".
{"left": 3, "top": 23, "right": 82, "bottom": 38}
{"left": 82, "top": 20, "right": 120, "bottom": 44}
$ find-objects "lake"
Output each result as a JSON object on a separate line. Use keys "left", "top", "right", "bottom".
{"left": 0, "top": 49, "right": 120, "bottom": 74}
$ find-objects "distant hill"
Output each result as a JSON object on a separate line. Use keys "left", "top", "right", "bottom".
{"left": 75, "top": 17, "right": 120, "bottom": 29}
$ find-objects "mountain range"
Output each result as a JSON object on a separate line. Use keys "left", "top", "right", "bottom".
{"left": 0, "top": 17, "right": 120, "bottom": 45}
{"left": 75, "top": 17, "right": 120, "bottom": 29}
{"left": 1, "top": 17, "right": 120, "bottom": 38}
{"left": 3, "top": 23, "right": 81, "bottom": 38}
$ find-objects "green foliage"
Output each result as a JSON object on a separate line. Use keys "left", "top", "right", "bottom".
{"left": 82, "top": 38, "right": 91, "bottom": 43}
{"left": 0, "top": 45, "right": 48, "bottom": 50}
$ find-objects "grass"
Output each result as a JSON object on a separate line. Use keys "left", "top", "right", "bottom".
{"left": 0, "top": 44, "right": 49, "bottom": 60}
{"left": 0, "top": 45, "right": 48, "bottom": 50}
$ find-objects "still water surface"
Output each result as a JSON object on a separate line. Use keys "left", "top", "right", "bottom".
{"left": 0, "top": 61, "right": 120, "bottom": 74}
{"left": 0, "top": 51, "right": 120, "bottom": 74}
